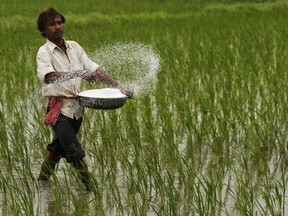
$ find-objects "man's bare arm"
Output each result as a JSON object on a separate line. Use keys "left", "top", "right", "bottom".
{"left": 93, "top": 68, "right": 133, "bottom": 99}
{"left": 44, "top": 69, "right": 133, "bottom": 99}
{"left": 93, "top": 68, "right": 119, "bottom": 87}
{"left": 44, "top": 71, "right": 93, "bottom": 84}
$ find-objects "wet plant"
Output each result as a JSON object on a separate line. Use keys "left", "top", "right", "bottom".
{"left": 0, "top": 0, "right": 288, "bottom": 215}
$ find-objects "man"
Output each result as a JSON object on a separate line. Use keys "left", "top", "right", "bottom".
{"left": 36, "top": 8, "right": 132, "bottom": 191}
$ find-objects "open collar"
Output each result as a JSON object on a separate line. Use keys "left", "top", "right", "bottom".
{"left": 46, "top": 39, "right": 70, "bottom": 52}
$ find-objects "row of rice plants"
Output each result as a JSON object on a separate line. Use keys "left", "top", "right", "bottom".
{"left": 0, "top": 1, "right": 288, "bottom": 215}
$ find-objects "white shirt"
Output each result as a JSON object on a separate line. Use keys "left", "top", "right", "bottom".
{"left": 37, "top": 39, "right": 99, "bottom": 119}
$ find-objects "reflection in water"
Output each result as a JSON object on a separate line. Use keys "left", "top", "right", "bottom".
{"left": 47, "top": 201, "right": 58, "bottom": 216}
{"left": 36, "top": 180, "right": 55, "bottom": 215}
{"left": 36, "top": 179, "right": 93, "bottom": 216}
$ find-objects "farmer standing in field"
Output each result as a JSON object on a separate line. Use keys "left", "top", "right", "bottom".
{"left": 36, "top": 7, "right": 133, "bottom": 191}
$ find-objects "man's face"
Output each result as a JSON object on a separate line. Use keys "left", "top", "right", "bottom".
{"left": 43, "top": 15, "right": 64, "bottom": 42}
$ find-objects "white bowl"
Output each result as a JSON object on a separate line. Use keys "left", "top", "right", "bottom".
{"left": 77, "top": 88, "right": 127, "bottom": 110}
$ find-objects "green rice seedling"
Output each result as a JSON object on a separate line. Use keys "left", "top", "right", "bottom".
{"left": 1, "top": 0, "right": 288, "bottom": 215}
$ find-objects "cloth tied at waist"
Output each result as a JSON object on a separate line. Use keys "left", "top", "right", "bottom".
{"left": 44, "top": 97, "right": 75, "bottom": 126}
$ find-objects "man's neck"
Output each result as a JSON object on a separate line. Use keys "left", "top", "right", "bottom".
{"left": 54, "top": 38, "right": 64, "bottom": 48}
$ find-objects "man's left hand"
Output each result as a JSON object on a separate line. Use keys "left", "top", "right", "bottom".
{"left": 121, "top": 88, "right": 133, "bottom": 99}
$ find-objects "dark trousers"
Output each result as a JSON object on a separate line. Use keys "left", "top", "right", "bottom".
{"left": 48, "top": 113, "right": 85, "bottom": 163}
{"left": 38, "top": 113, "right": 91, "bottom": 191}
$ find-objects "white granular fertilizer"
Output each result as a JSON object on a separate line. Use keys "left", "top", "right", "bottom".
{"left": 77, "top": 88, "right": 126, "bottom": 98}
{"left": 89, "top": 42, "right": 161, "bottom": 96}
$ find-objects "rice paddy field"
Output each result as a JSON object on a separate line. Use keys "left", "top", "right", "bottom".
{"left": 1, "top": 0, "right": 288, "bottom": 215}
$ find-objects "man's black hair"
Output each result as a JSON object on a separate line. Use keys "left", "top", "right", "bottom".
{"left": 37, "top": 8, "right": 65, "bottom": 37}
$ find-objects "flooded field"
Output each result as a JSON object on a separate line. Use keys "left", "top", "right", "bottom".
{"left": 0, "top": 0, "right": 288, "bottom": 215}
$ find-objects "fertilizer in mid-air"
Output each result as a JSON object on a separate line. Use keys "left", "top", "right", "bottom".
{"left": 90, "top": 42, "right": 161, "bottom": 96}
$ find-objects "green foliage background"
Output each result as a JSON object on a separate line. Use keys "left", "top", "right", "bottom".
{"left": 0, "top": 0, "right": 288, "bottom": 215}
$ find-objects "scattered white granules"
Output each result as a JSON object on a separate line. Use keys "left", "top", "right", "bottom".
{"left": 89, "top": 42, "right": 161, "bottom": 96}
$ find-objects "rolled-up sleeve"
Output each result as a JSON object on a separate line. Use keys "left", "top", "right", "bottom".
{"left": 37, "top": 48, "right": 55, "bottom": 82}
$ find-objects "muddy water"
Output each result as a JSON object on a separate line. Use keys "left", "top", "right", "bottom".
{"left": 0, "top": 136, "right": 287, "bottom": 215}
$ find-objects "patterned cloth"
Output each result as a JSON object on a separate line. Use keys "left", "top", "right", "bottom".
{"left": 44, "top": 97, "right": 64, "bottom": 126}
